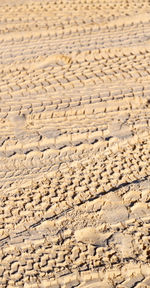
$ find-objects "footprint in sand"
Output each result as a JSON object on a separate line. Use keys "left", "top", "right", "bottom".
{"left": 108, "top": 120, "right": 132, "bottom": 140}
{"left": 34, "top": 54, "right": 72, "bottom": 69}
{"left": 9, "top": 114, "right": 26, "bottom": 140}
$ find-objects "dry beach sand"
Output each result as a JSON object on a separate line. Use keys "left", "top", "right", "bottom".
{"left": 0, "top": 0, "right": 150, "bottom": 287}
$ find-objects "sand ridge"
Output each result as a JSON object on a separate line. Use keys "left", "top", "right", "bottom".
{"left": 0, "top": 0, "right": 150, "bottom": 287}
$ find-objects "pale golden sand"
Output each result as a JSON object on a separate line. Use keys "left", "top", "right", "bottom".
{"left": 0, "top": 0, "right": 150, "bottom": 287}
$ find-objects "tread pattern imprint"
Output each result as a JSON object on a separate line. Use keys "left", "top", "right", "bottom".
{"left": 0, "top": 0, "right": 150, "bottom": 287}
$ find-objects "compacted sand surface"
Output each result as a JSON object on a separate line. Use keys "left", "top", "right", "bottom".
{"left": 0, "top": 0, "right": 150, "bottom": 287}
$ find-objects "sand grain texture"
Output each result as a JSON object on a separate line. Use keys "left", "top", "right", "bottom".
{"left": 0, "top": 0, "right": 150, "bottom": 287}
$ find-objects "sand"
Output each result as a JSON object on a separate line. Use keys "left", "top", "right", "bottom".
{"left": 0, "top": 0, "right": 150, "bottom": 287}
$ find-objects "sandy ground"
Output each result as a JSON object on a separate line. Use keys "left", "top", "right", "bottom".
{"left": 0, "top": 0, "right": 150, "bottom": 287}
